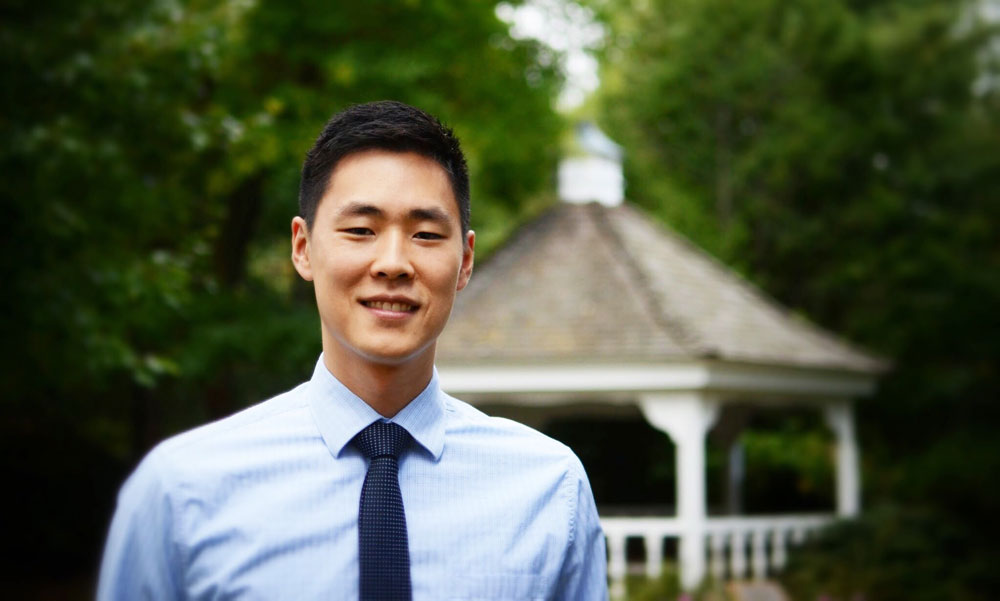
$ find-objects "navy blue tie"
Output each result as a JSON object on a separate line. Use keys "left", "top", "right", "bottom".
{"left": 353, "top": 421, "right": 412, "bottom": 601}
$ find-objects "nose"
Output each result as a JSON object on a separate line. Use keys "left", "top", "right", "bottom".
{"left": 370, "top": 231, "right": 414, "bottom": 280}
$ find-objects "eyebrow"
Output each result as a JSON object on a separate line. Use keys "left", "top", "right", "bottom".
{"left": 337, "top": 202, "right": 452, "bottom": 227}
{"left": 408, "top": 207, "right": 452, "bottom": 226}
{"left": 337, "top": 202, "right": 383, "bottom": 218}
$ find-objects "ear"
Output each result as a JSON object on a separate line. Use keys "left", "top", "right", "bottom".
{"left": 290, "top": 216, "right": 314, "bottom": 281}
{"left": 456, "top": 230, "right": 475, "bottom": 291}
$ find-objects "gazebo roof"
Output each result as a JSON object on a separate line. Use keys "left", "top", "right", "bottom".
{"left": 438, "top": 202, "right": 885, "bottom": 374}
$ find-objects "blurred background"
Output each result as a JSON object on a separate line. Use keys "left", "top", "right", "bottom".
{"left": 1, "top": 0, "right": 998, "bottom": 599}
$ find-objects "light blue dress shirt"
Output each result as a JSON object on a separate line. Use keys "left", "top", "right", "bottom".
{"left": 99, "top": 357, "right": 608, "bottom": 600}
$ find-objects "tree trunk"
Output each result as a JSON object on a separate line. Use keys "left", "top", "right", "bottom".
{"left": 213, "top": 173, "right": 266, "bottom": 289}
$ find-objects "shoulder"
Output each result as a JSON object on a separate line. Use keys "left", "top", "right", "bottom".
{"left": 163, "top": 382, "right": 308, "bottom": 450}
{"left": 440, "top": 393, "right": 588, "bottom": 481}
{"left": 437, "top": 394, "right": 604, "bottom": 566}
{"left": 128, "top": 382, "right": 314, "bottom": 491}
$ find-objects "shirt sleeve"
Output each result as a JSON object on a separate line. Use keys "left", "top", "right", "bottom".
{"left": 555, "top": 459, "right": 609, "bottom": 601}
{"left": 97, "top": 451, "right": 184, "bottom": 601}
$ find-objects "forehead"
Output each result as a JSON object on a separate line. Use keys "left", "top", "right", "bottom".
{"left": 319, "top": 150, "right": 458, "bottom": 220}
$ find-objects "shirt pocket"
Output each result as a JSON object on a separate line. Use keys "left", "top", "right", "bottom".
{"left": 448, "top": 572, "right": 547, "bottom": 601}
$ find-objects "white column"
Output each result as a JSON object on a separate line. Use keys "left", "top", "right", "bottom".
{"left": 709, "top": 532, "right": 726, "bottom": 581}
{"left": 750, "top": 529, "right": 767, "bottom": 580}
{"left": 824, "top": 401, "right": 861, "bottom": 517}
{"left": 725, "top": 438, "right": 745, "bottom": 515}
{"left": 640, "top": 393, "right": 719, "bottom": 590}
{"left": 729, "top": 529, "right": 747, "bottom": 579}
{"left": 606, "top": 532, "right": 627, "bottom": 600}
{"left": 645, "top": 534, "right": 663, "bottom": 579}
{"left": 770, "top": 529, "right": 788, "bottom": 570}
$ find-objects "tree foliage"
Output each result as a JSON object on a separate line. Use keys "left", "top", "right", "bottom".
{"left": 1, "top": 0, "right": 563, "bottom": 587}
{"left": 594, "top": 0, "right": 1000, "bottom": 594}
{"left": 783, "top": 504, "right": 992, "bottom": 601}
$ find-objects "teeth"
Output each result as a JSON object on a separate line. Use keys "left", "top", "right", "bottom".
{"left": 366, "top": 301, "right": 414, "bottom": 312}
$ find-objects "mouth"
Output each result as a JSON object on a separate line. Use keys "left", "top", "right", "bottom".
{"left": 360, "top": 300, "right": 419, "bottom": 313}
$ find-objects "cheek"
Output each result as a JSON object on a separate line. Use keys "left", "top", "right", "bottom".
{"left": 312, "top": 268, "right": 362, "bottom": 313}
{"left": 317, "top": 247, "right": 368, "bottom": 282}
{"left": 429, "top": 266, "right": 463, "bottom": 297}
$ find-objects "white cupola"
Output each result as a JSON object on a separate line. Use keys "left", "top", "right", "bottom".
{"left": 557, "top": 122, "right": 624, "bottom": 206}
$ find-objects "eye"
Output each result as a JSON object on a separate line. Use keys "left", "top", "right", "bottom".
{"left": 414, "top": 231, "right": 445, "bottom": 240}
{"left": 342, "top": 227, "right": 374, "bottom": 236}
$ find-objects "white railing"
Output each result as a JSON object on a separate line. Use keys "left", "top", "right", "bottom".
{"left": 601, "top": 514, "right": 833, "bottom": 597}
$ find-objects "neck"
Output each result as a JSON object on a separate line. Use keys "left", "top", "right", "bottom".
{"left": 322, "top": 343, "right": 435, "bottom": 418}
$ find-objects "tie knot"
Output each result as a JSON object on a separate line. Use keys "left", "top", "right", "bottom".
{"left": 354, "top": 421, "right": 410, "bottom": 460}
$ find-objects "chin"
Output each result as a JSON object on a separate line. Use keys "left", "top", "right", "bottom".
{"left": 358, "top": 342, "right": 434, "bottom": 367}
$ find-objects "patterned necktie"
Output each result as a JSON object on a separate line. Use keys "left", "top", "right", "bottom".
{"left": 353, "top": 421, "right": 413, "bottom": 601}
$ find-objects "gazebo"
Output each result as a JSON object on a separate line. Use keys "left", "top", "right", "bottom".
{"left": 436, "top": 127, "right": 886, "bottom": 593}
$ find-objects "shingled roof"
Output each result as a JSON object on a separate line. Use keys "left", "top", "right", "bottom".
{"left": 437, "top": 202, "right": 885, "bottom": 373}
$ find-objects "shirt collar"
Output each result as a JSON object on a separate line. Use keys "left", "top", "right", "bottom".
{"left": 307, "top": 355, "right": 446, "bottom": 461}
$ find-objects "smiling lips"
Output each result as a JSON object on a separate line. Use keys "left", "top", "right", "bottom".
{"left": 361, "top": 300, "right": 418, "bottom": 313}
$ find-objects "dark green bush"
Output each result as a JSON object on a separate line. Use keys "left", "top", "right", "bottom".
{"left": 780, "top": 504, "right": 994, "bottom": 601}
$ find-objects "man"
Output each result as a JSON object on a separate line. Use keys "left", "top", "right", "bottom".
{"left": 99, "top": 100, "right": 608, "bottom": 600}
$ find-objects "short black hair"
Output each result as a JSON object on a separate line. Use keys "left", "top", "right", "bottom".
{"left": 299, "top": 100, "right": 470, "bottom": 234}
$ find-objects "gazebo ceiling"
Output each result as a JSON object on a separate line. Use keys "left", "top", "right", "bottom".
{"left": 438, "top": 202, "right": 886, "bottom": 374}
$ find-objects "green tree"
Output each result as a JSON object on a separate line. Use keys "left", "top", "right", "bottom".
{"left": 1, "top": 0, "right": 564, "bottom": 591}
{"left": 594, "top": 0, "right": 1000, "bottom": 594}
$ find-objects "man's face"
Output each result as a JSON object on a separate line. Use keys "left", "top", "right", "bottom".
{"left": 291, "top": 150, "right": 474, "bottom": 371}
